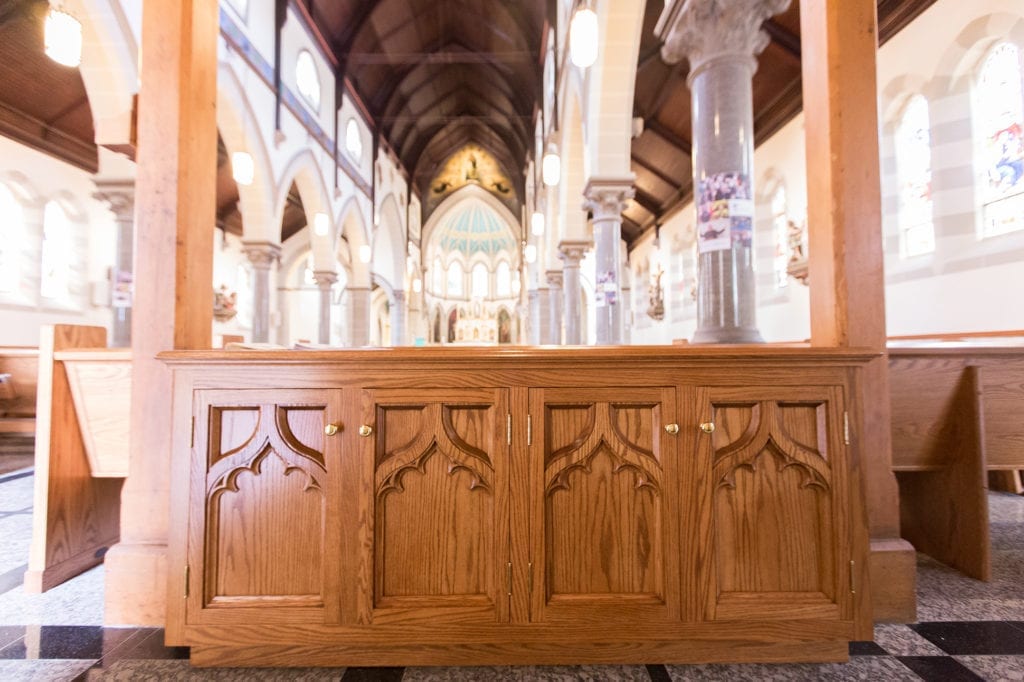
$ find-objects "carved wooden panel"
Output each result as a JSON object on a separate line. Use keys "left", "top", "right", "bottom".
{"left": 530, "top": 387, "right": 678, "bottom": 623}
{"left": 191, "top": 389, "right": 341, "bottom": 622}
{"left": 695, "top": 386, "right": 851, "bottom": 622}
{"left": 364, "top": 388, "right": 508, "bottom": 624}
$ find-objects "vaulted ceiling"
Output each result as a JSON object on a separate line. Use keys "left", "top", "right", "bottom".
{"left": 0, "top": 0, "right": 940, "bottom": 251}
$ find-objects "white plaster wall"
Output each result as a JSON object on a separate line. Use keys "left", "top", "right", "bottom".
{"left": 0, "top": 138, "right": 116, "bottom": 346}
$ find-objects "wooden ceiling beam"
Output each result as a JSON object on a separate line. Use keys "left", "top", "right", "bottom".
{"left": 764, "top": 18, "right": 801, "bottom": 61}
{"left": 644, "top": 119, "right": 692, "bottom": 158}
{"left": 631, "top": 154, "right": 680, "bottom": 190}
{"left": 631, "top": 186, "right": 664, "bottom": 216}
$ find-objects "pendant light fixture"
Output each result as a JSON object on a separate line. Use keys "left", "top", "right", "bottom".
{"left": 531, "top": 210, "right": 545, "bottom": 236}
{"left": 45, "top": 5, "right": 83, "bottom": 68}
{"left": 569, "top": 1, "right": 598, "bottom": 69}
{"left": 542, "top": 142, "right": 561, "bottom": 186}
{"left": 231, "top": 152, "right": 255, "bottom": 186}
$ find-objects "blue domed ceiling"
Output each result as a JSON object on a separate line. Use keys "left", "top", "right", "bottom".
{"left": 432, "top": 200, "right": 518, "bottom": 257}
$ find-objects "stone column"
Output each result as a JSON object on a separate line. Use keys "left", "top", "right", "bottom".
{"left": 347, "top": 286, "right": 371, "bottom": 346}
{"left": 657, "top": 0, "right": 788, "bottom": 343}
{"left": 312, "top": 270, "right": 337, "bottom": 345}
{"left": 584, "top": 178, "right": 634, "bottom": 345}
{"left": 242, "top": 241, "right": 280, "bottom": 343}
{"left": 558, "top": 240, "right": 590, "bottom": 345}
{"left": 391, "top": 290, "right": 406, "bottom": 346}
{"left": 93, "top": 180, "right": 135, "bottom": 348}
{"left": 545, "top": 271, "right": 563, "bottom": 345}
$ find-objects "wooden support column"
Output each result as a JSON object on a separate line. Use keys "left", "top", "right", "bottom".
{"left": 103, "top": 0, "right": 217, "bottom": 625}
{"left": 801, "top": 0, "right": 916, "bottom": 623}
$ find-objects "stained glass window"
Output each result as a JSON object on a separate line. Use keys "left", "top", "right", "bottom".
{"left": 495, "top": 260, "right": 511, "bottom": 297}
{"left": 471, "top": 262, "right": 489, "bottom": 298}
{"left": 894, "top": 95, "right": 935, "bottom": 256}
{"left": 446, "top": 261, "right": 463, "bottom": 296}
{"left": 0, "top": 183, "right": 23, "bottom": 293}
{"left": 40, "top": 200, "right": 72, "bottom": 300}
{"left": 345, "top": 118, "right": 362, "bottom": 161}
{"left": 976, "top": 42, "right": 1024, "bottom": 237}
{"left": 771, "top": 186, "right": 790, "bottom": 286}
{"left": 295, "top": 50, "right": 321, "bottom": 112}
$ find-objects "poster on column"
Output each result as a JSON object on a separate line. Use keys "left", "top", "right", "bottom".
{"left": 595, "top": 271, "right": 617, "bottom": 307}
{"left": 697, "top": 172, "right": 753, "bottom": 253}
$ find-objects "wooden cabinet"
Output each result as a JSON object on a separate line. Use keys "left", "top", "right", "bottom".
{"left": 690, "top": 386, "right": 855, "bottom": 623}
{"left": 528, "top": 387, "right": 680, "bottom": 624}
{"left": 185, "top": 389, "right": 343, "bottom": 626}
{"left": 165, "top": 348, "right": 871, "bottom": 666}
{"left": 357, "top": 388, "right": 510, "bottom": 625}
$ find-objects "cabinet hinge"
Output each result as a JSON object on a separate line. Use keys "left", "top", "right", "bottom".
{"left": 850, "top": 560, "right": 856, "bottom": 594}
{"left": 190, "top": 417, "right": 195, "bottom": 448}
{"left": 527, "top": 415, "right": 532, "bottom": 446}
{"left": 506, "top": 414, "right": 512, "bottom": 445}
{"left": 184, "top": 564, "right": 190, "bottom": 599}
{"left": 843, "top": 411, "right": 850, "bottom": 445}
{"left": 506, "top": 562, "right": 513, "bottom": 596}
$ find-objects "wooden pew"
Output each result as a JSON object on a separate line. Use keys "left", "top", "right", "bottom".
{"left": 26, "top": 325, "right": 131, "bottom": 592}
{"left": 888, "top": 344, "right": 1024, "bottom": 581}
{"left": 0, "top": 348, "right": 40, "bottom": 460}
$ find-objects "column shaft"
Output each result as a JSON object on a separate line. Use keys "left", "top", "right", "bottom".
{"left": 558, "top": 241, "right": 590, "bottom": 345}
{"left": 312, "top": 270, "right": 337, "bottom": 345}
{"left": 545, "top": 272, "right": 563, "bottom": 345}
{"left": 243, "top": 242, "right": 281, "bottom": 343}
{"left": 584, "top": 179, "right": 634, "bottom": 345}
{"left": 391, "top": 291, "right": 406, "bottom": 346}
{"left": 348, "top": 286, "right": 371, "bottom": 346}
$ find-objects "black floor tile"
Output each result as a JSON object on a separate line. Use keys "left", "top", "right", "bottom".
{"left": 0, "top": 625, "right": 140, "bottom": 660}
{"left": 646, "top": 663, "right": 672, "bottom": 681}
{"left": 849, "top": 640, "right": 888, "bottom": 656}
{"left": 105, "top": 627, "right": 189, "bottom": 661}
{"left": 897, "top": 656, "right": 984, "bottom": 681}
{"left": 911, "top": 621, "right": 1024, "bottom": 655}
{"left": 341, "top": 667, "right": 405, "bottom": 682}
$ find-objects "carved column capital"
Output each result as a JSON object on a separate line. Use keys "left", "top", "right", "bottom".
{"left": 242, "top": 241, "right": 282, "bottom": 270}
{"left": 558, "top": 240, "right": 591, "bottom": 266}
{"left": 92, "top": 180, "right": 136, "bottom": 220}
{"left": 312, "top": 270, "right": 338, "bottom": 288}
{"left": 546, "top": 270, "right": 564, "bottom": 289}
{"left": 583, "top": 177, "right": 635, "bottom": 220}
{"left": 656, "top": 0, "right": 791, "bottom": 76}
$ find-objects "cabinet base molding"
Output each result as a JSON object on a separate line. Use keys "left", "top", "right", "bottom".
{"left": 189, "top": 638, "right": 849, "bottom": 667}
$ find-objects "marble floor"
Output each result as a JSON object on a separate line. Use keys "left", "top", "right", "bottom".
{"left": 0, "top": 465, "right": 1022, "bottom": 681}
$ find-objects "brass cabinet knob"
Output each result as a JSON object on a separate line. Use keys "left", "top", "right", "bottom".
{"left": 699, "top": 422, "right": 716, "bottom": 434}
{"left": 324, "top": 422, "right": 341, "bottom": 436}
{"left": 358, "top": 425, "right": 373, "bottom": 437}
{"left": 664, "top": 423, "right": 680, "bottom": 435}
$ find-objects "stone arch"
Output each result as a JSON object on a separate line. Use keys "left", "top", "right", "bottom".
{"left": 421, "top": 183, "right": 523, "bottom": 253}
{"left": 336, "top": 196, "right": 371, "bottom": 287}
{"left": 373, "top": 193, "right": 405, "bottom": 292}
{"left": 558, "top": 85, "right": 587, "bottom": 244}
{"left": 275, "top": 149, "right": 334, "bottom": 269}
{"left": 217, "top": 63, "right": 276, "bottom": 245}
{"left": 70, "top": 0, "right": 138, "bottom": 146}
{"left": 586, "top": 0, "right": 646, "bottom": 177}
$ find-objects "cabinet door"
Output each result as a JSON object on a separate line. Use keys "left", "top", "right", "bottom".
{"left": 528, "top": 387, "right": 679, "bottom": 624}
{"left": 187, "top": 389, "right": 344, "bottom": 625}
{"left": 359, "top": 388, "right": 509, "bottom": 625}
{"left": 690, "top": 385, "right": 855, "bottom": 622}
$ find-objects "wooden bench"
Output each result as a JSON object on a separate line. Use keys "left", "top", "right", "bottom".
{"left": 26, "top": 325, "right": 131, "bottom": 592}
{"left": 888, "top": 343, "right": 1024, "bottom": 581}
{"left": 0, "top": 348, "right": 40, "bottom": 458}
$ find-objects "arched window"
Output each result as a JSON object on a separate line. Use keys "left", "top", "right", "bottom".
{"left": 345, "top": 118, "right": 363, "bottom": 161}
{"left": 40, "top": 200, "right": 73, "bottom": 300}
{"left": 771, "top": 186, "right": 790, "bottom": 286}
{"left": 431, "top": 257, "right": 444, "bottom": 294}
{"left": 895, "top": 95, "right": 935, "bottom": 256}
{"left": 471, "top": 262, "right": 489, "bottom": 298}
{"left": 495, "top": 261, "right": 511, "bottom": 297}
{"left": 295, "top": 50, "right": 321, "bottom": 112}
{"left": 0, "top": 183, "right": 24, "bottom": 293}
{"left": 446, "top": 261, "right": 463, "bottom": 297}
{"left": 976, "top": 42, "right": 1024, "bottom": 237}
